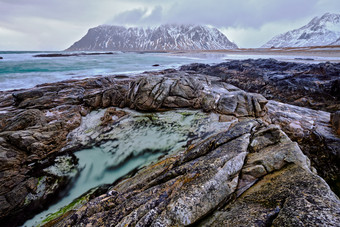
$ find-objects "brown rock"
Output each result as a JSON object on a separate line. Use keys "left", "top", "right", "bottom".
{"left": 0, "top": 109, "right": 46, "bottom": 132}
{"left": 100, "top": 107, "right": 127, "bottom": 126}
{"left": 219, "top": 115, "right": 237, "bottom": 122}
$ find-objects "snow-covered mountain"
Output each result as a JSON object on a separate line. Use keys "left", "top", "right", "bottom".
{"left": 66, "top": 24, "right": 237, "bottom": 51}
{"left": 262, "top": 13, "right": 340, "bottom": 48}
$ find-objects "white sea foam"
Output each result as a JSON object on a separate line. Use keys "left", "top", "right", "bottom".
{"left": 0, "top": 51, "right": 213, "bottom": 91}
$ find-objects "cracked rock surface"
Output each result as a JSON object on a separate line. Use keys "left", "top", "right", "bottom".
{"left": 180, "top": 59, "right": 340, "bottom": 112}
{"left": 0, "top": 71, "right": 267, "bottom": 225}
{"left": 0, "top": 60, "right": 339, "bottom": 226}
{"left": 49, "top": 120, "right": 340, "bottom": 226}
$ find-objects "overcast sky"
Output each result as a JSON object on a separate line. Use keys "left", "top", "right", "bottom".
{"left": 0, "top": 0, "right": 339, "bottom": 50}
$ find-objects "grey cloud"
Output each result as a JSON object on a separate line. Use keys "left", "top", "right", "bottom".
{"left": 159, "top": 0, "right": 319, "bottom": 28}
{"left": 0, "top": 0, "right": 339, "bottom": 50}
{"left": 0, "top": 0, "right": 106, "bottom": 24}
{"left": 108, "top": 6, "right": 163, "bottom": 26}
{"left": 105, "top": 0, "right": 321, "bottom": 29}
{"left": 143, "top": 6, "right": 163, "bottom": 24}
{"left": 111, "top": 8, "right": 148, "bottom": 24}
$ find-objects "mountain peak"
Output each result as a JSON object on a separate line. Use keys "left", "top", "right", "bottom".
{"left": 66, "top": 24, "right": 237, "bottom": 51}
{"left": 262, "top": 13, "right": 340, "bottom": 48}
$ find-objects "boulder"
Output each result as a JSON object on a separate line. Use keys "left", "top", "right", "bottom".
{"left": 127, "top": 74, "right": 267, "bottom": 117}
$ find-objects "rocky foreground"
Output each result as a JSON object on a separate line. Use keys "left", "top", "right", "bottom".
{"left": 0, "top": 59, "right": 339, "bottom": 226}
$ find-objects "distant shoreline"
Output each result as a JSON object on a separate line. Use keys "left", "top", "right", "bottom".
{"left": 60, "top": 45, "right": 340, "bottom": 62}
{"left": 167, "top": 46, "right": 340, "bottom": 63}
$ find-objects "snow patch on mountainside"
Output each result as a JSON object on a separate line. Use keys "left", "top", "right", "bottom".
{"left": 66, "top": 24, "right": 238, "bottom": 51}
{"left": 262, "top": 13, "right": 340, "bottom": 48}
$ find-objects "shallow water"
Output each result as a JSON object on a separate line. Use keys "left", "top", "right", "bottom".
{"left": 23, "top": 147, "right": 162, "bottom": 227}
{"left": 23, "top": 109, "right": 233, "bottom": 226}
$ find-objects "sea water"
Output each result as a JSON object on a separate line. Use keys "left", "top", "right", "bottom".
{"left": 0, "top": 51, "right": 226, "bottom": 91}
{"left": 2, "top": 50, "right": 333, "bottom": 92}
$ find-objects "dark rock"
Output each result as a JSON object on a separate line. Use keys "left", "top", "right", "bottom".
{"left": 152, "top": 64, "right": 160, "bottom": 67}
{"left": 202, "top": 165, "right": 340, "bottom": 226}
{"left": 181, "top": 61, "right": 340, "bottom": 192}
{"left": 181, "top": 59, "right": 340, "bottom": 112}
{"left": 126, "top": 74, "right": 267, "bottom": 117}
{"left": 0, "top": 57, "right": 3, "bottom": 60}
{"left": 294, "top": 57, "right": 314, "bottom": 61}
{"left": 1, "top": 109, "right": 46, "bottom": 132}
{"left": 33, "top": 52, "right": 115, "bottom": 57}
{"left": 331, "top": 111, "right": 340, "bottom": 135}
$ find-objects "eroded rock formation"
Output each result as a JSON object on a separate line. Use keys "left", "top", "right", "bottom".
{"left": 0, "top": 72, "right": 267, "bottom": 226}
{"left": 0, "top": 60, "right": 339, "bottom": 226}
{"left": 45, "top": 120, "right": 340, "bottom": 226}
{"left": 181, "top": 59, "right": 340, "bottom": 196}
{"left": 181, "top": 59, "right": 340, "bottom": 112}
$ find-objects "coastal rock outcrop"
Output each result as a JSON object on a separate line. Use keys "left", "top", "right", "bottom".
{"left": 0, "top": 60, "right": 339, "bottom": 226}
{"left": 265, "top": 100, "right": 340, "bottom": 195}
{"left": 181, "top": 59, "right": 340, "bottom": 112}
{"left": 181, "top": 59, "right": 340, "bottom": 195}
{"left": 45, "top": 120, "right": 340, "bottom": 226}
{"left": 0, "top": 72, "right": 266, "bottom": 225}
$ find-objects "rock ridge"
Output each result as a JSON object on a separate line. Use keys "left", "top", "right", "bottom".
{"left": 180, "top": 58, "right": 340, "bottom": 195}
